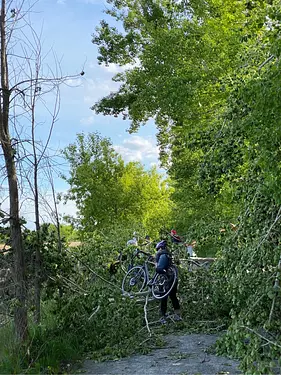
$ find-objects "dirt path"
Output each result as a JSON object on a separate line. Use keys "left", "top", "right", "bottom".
{"left": 80, "top": 334, "right": 241, "bottom": 375}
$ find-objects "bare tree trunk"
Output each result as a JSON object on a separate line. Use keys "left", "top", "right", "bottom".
{"left": 31, "top": 74, "right": 41, "bottom": 324}
{"left": 0, "top": 0, "right": 83, "bottom": 334}
{"left": 0, "top": 0, "right": 27, "bottom": 341}
{"left": 33, "top": 160, "right": 41, "bottom": 323}
{"left": 50, "top": 169, "right": 63, "bottom": 297}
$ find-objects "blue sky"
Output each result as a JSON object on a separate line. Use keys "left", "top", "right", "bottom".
{"left": 34, "top": 0, "right": 159, "bottom": 158}
{"left": 1, "top": 0, "right": 161, "bottom": 226}
{"left": 35, "top": 0, "right": 160, "bottom": 177}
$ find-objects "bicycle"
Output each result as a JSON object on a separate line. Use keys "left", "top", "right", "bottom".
{"left": 186, "top": 257, "right": 213, "bottom": 271}
{"left": 110, "top": 235, "right": 153, "bottom": 275}
{"left": 121, "top": 249, "right": 177, "bottom": 300}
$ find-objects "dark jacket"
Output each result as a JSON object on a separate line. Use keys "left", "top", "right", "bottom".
{"left": 155, "top": 249, "right": 172, "bottom": 274}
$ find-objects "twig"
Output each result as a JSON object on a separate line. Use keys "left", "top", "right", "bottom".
{"left": 138, "top": 337, "right": 152, "bottom": 346}
{"left": 268, "top": 295, "right": 276, "bottom": 325}
{"left": 58, "top": 275, "right": 89, "bottom": 294}
{"left": 245, "top": 205, "right": 281, "bottom": 269}
{"left": 88, "top": 305, "right": 100, "bottom": 320}
{"left": 241, "top": 325, "right": 281, "bottom": 349}
{"left": 65, "top": 248, "right": 122, "bottom": 291}
{"left": 257, "top": 206, "right": 281, "bottom": 250}
{"left": 144, "top": 293, "right": 151, "bottom": 336}
{"left": 212, "top": 324, "right": 226, "bottom": 331}
{"left": 268, "top": 251, "right": 281, "bottom": 324}
{"left": 258, "top": 55, "right": 275, "bottom": 71}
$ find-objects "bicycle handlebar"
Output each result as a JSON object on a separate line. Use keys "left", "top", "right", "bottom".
{"left": 134, "top": 248, "right": 154, "bottom": 260}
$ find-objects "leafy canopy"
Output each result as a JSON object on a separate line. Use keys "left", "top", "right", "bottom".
{"left": 63, "top": 132, "right": 172, "bottom": 237}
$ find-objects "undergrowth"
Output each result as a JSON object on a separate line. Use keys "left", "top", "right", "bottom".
{"left": 4, "top": 216, "right": 281, "bottom": 375}
{"left": 0, "top": 240, "right": 228, "bottom": 374}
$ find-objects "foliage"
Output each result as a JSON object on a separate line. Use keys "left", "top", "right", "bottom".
{"left": 48, "top": 224, "right": 79, "bottom": 243}
{"left": 91, "top": 0, "right": 281, "bottom": 373}
{"left": 0, "top": 304, "right": 82, "bottom": 374}
{"left": 63, "top": 132, "right": 173, "bottom": 237}
{"left": 0, "top": 232, "right": 164, "bottom": 373}
{"left": 5, "top": 0, "right": 281, "bottom": 373}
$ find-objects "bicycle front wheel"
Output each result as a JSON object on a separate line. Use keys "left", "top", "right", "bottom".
{"left": 151, "top": 266, "right": 177, "bottom": 300}
{"left": 122, "top": 266, "right": 147, "bottom": 296}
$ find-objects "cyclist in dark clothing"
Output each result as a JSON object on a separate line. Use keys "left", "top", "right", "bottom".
{"left": 155, "top": 240, "right": 182, "bottom": 324}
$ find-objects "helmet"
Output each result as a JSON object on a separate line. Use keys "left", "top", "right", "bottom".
{"left": 127, "top": 237, "right": 138, "bottom": 246}
{"left": 156, "top": 240, "right": 167, "bottom": 250}
{"left": 171, "top": 229, "right": 177, "bottom": 235}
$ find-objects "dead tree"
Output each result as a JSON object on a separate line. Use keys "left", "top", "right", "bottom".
{"left": 0, "top": 0, "right": 27, "bottom": 341}
{"left": 0, "top": 0, "right": 83, "bottom": 337}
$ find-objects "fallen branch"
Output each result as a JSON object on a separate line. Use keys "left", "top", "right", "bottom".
{"left": 59, "top": 275, "right": 89, "bottom": 294}
{"left": 138, "top": 337, "right": 152, "bottom": 346}
{"left": 241, "top": 325, "right": 281, "bottom": 349}
{"left": 48, "top": 275, "right": 88, "bottom": 295}
{"left": 66, "top": 248, "right": 122, "bottom": 291}
{"left": 88, "top": 305, "right": 100, "bottom": 320}
{"left": 258, "top": 55, "right": 275, "bottom": 71}
{"left": 144, "top": 293, "right": 151, "bottom": 336}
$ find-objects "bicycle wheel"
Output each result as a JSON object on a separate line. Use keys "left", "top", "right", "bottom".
{"left": 122, "top": 266, "right": 147, "bottom": 296}
{"left": 151, "top": 266, "right": 177, "bottom": 300}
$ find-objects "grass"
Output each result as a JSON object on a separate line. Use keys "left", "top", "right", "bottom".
{"left": 0, "top": 302, "right": 83, "bottom": 374}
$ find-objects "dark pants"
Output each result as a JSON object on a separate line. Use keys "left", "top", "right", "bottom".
{"left": 160, "top": 280, "right": 180, "bottom": 316}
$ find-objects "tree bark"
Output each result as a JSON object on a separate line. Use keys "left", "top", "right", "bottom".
{"left": 31, "top": 87, "right": 41, "bottom": 324}
{"left": 0, "top": 0, "right": 28, "bottom": 341}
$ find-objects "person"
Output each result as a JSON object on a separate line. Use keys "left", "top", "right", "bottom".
{"left": 170, "top": 229, "right": 182, "bottom": 244}
{"left": 186, "top": 240, "right": 197, "bottom": 257}
{"left": 126, "top": 236, "right": 138, "bottom": 246}
{"left": 155, "top": 239, "right": 182, "bottom": 324}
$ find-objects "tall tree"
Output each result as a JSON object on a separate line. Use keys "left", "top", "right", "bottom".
{"left": 63, "top": 132, "right": 172, "bottom": 236}
{"left": 0, "top": 0, "right": 27, "bottom": 341}
{"left": 91, "top": 0, "right": 275, "bottom": 241}
{"left": 0, "top": 0, "right": 82, "bottom": 337}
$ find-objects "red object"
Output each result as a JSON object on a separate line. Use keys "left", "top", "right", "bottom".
{"left": 171, "top": 229, "right": 177, "bottom": 235}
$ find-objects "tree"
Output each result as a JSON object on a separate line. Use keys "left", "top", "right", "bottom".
{"left": 90, "top": 0, "right": 250, "bottom": 229}
{"left": 0, "top": 0, "right": 82, "bottom": 339}
{"left": 91, "top": 0, "right": 276, "bottom": 246}
{"left": 0, "top": 0, "right": 28, "bottom": 341}
{"left": 79, "top": 0, "right": 281, "bottom": 370}
{"left": 63, "top": 132, "right": 172, "bottom": 236}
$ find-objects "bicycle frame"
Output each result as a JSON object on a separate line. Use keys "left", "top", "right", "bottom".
{"left": 134, "top": 249, "right": 156, "bottom": 283}
{"left": 121, "top": 248, "right": 177, "bottom": 299}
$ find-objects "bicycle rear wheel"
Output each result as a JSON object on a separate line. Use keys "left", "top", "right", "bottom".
{"left": 151, "top": 266, "right": 177, "bottom": 300}
{"left": 122, "top": 266, "right": 147, "bottom": 296}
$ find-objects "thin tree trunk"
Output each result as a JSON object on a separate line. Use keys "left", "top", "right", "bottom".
{"left": 33, "top": 162, "right": 41, "bottom": 323}
{"left": 0, "top": 0, "right": 27, "bottom": 341}
{"left": 31, "top": 84, "right": 41, "bottom": 324}
{"left": 49, "top": 167, "right": 63, "bottom": 297}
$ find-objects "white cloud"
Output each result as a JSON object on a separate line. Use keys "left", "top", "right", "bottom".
{"left": 114, "top": 135, "right": 160, "bottom": 165}
{"left": 99, "top": 60, "right": 141, "bottom": 75}
{"left": 57, "top": 0, "right": 66, "bottom": 4}
{"left": 80, "top": 116, "right": 95, "bottom": 126}
{"left": 64, "top": 78, "right": 82, "bottom": 87}
{"left": 78, "top": 0, "right": 106, "bottom": 4}
{"left": 83, "top": 78, "right": 120, "bottom": 105}
{"left": 101, "top": 64, "right": 128, "bottom": 74}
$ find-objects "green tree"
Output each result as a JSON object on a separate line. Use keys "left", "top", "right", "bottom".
{"left": 90, "top": 1, "right": 281, "bottom": 370}
{"left": 90, "top": 0, "right": 258, "bottom": 237}
{"left": 63, "top": 132, "right": 172, "bottom": 236}
{"left": 48, "top": 224, "right": 79, "bottom": 242}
